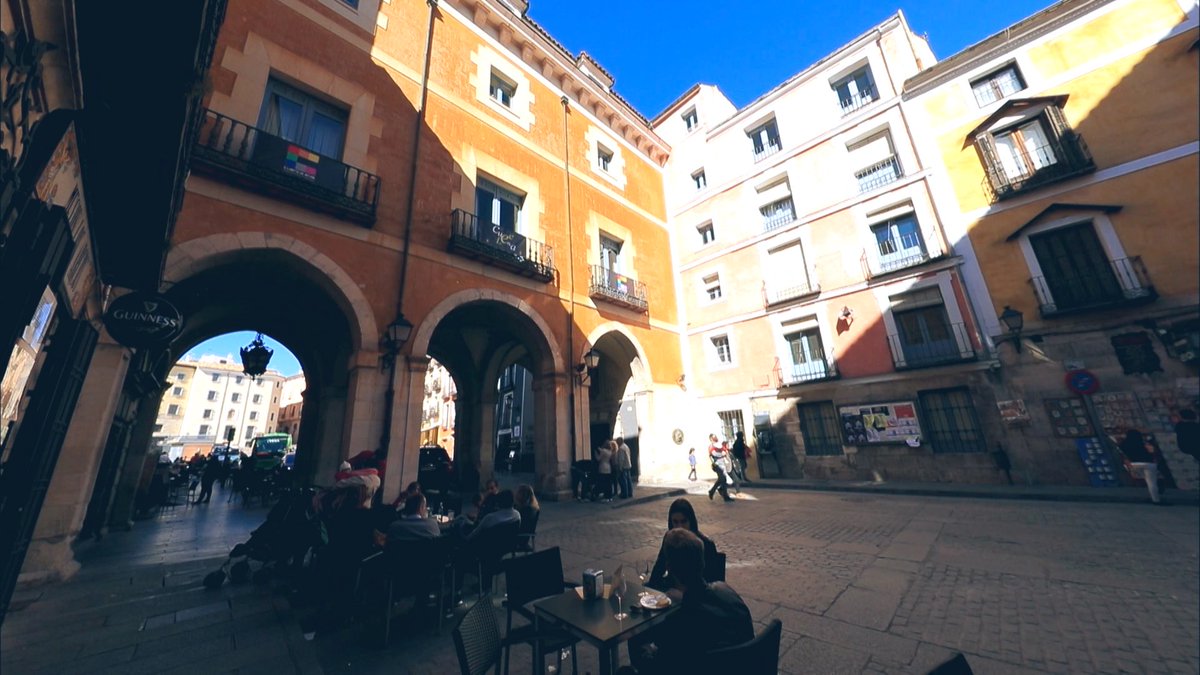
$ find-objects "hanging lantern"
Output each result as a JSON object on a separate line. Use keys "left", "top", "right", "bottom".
{"left": 240, "top": 333, "right": 273, "bottom": 379}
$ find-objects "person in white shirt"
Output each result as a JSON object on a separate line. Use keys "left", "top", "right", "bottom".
{"left": 616, "top": 437, "right": 634, "bottom": 499}
{"left": 386, "top": 492, "right": 441, "bottom": 542}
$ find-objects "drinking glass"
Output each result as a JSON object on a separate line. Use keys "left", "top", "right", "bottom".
{"left": 613, "top": 578, "right": 629, "bottom": 621}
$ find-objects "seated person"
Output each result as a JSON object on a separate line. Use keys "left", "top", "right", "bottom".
{"left": 465, "top": 488, "right": 520, "bottom": 542}
{"left": 386, "top": 492, "right": 441, "bottom": 542}
{"left": 647, "top": 498, "right": 720, "bottom": 590}
{"left": 473, "top": 478, "right": 501, "bottom": 522}
{"left": 458, "top": 489, "right": 520, "bottom": 594}
{"left": 630, "top": 529, "right": 753, "bottom": 674}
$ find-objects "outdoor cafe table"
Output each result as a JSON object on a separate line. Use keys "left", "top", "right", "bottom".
{"left": 533, "top": 582, "right": 678, "bottom": 675}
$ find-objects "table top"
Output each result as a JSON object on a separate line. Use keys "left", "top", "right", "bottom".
{"left": 534, "top": 582, "right": 678, "bottom": 647}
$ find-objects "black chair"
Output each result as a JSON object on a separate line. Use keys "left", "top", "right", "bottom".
{"left": 709, "top": 550, "right": 727, "bottom": 582}
{"left": 706, "top": 618, "right": 782, "bottom": 674}
{"left": 453, "top": 598, "right": 503, "bottom": 675}
{"left": 383, "top": 536, "right": 455, "bottom": 640}
{"left": 514, "top": 508, "right": 540, "bottom": 556}
{"left": 501, "top": 547, "right": 578, "bottom": 675}
{"left": 461, "top": 519, "right": 520, "bottom": 600}
{"left": 927, "top": 653, "right": 974, "bottom": 674}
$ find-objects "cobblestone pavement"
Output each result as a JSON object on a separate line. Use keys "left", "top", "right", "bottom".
{"left": 2, "top": 483, "right": 1197, "bottom": 674}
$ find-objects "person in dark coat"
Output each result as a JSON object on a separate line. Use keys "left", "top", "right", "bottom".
{"left": 648, "top": 498, "right": 721, "bottom": 591}
{"left": 195, "top": 455, "right": 221, "bottom": 503}
{"left": 1119, "top": 429, "right": 1162, "bottom": 504}
{"left": 730, "top": 431, "right": 750, "bottom": 484}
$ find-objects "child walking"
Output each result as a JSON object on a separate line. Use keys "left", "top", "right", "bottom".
{"left": 687, "top": 448, "right": 697, "bottom": 481}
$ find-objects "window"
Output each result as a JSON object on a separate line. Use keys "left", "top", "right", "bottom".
{"left": 489, "top": 71, "right": 516, "bottom": 108}
{"left": 253, "top": 395, "right": 262, "bottom": 404}
{"left": 888, "top": 288, "right": 971, "bottom": 368}
{"left": 833, "top": 67, "right": 877, "bottom": 114}
{"left": 339, "top": 0, "right": 359, "bottom": 8}
{"left": 153, "top": 424, "right": 163, "bottom": 433}
{"left": 597, "top": 145, "right": 613, "bottom": 172}
{"left": 258, "top": 77, "right": 348, "bottom": 159}
{"left": 1028, "top": 222, "right": 1133, "bottom": 313}
{"left": 697, "top": 222, "right": 715, "bottom": 246}
{"left": 599, "top": 235, "right": 623, "bottom": 273}
{"left": 785, "top": 327, "right": 830, "bottom": 382}
{"left": 748, "top": 119, "right": 781, "bottom": 161}
{"left": 692, "top": 169, "right": 707, "bottom": 191}
{"left": 203, "top": 409, "right": 213, "bottom": 420}
{"left": 970, "top": 64, "right": 1025, "bottom": 107}
{"left": 167, "top": 404, "right": 180, "bottom": 416}
{"left": 682, "top": 107, "right": 699, "bottom": 132}
{"left": 172, "top": 387, "right": 183, "bottom": 397}
{"left": 850, "top": 132, "right": 902, "bottom": 193}
{"left": 228, "top": 409, "right": 236, "bottom": 419}
{"left": 231, "top": 393, "right": 241, "bottom": 403}
{"left": 211, "top": 374, "right": 220, "bottom": 383}
{"left": 235, "top": 376, "right": 244, "bottom": 385}
{"left": 224, "top": 425, "right": 235, "bottom": 441}
{"left": 765, "top": 241, "right": 815, "bottom": 304}
{"left": 711, "top": 335, "right": 733, "bottom": 365}
{"left": 717, "top": 410, "right": 744, "bottom": 446}
{"left": 250, "top": 411, "right": 259, "bottom": 421}
{"left": 270, "top": 413, "right": 276, "bottom": 421}
{"left": 970, "top": 97, "right": 1094, "bottom": 200}
{"left": 871, "top": 214, "right": 927, "bottom": 274}
{"left": 918, "top": 388, "right": 986, "bottom": 453}
{"left": 207, "top": 391, "right": 218, "bottom": 401}
{"left": 702, "top": 274, "right": 722, "bottom": 302}
{"left": 245, "top": 426, "right": 256, "bottom": 439}
{"left": 476, "top": 177, "right": 523, "bottom": 232}
{"left": 760, "top": 198, "right": 796, "bottom": 232}
{"left": 797, "top": 402, "right": 844, "bottom": 456}
{"left": 199, "top": 424, "right": 210, "bottom": 436}
{"left": 175, "top": 372, "right": 185, "bottom": 381}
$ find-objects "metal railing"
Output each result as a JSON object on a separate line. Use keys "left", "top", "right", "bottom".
{"left": 193, "top": 109, "right": 380, "bottom": 224}
{"left": 753, "top": 141, "right": 782, "bottom": 162}
{"left": 886, "top": 322, "right": 976, "bottom": 369}
{"left": 782, "top": 357, "right": 838, "bottom": 385}
{"left": 1030, "top": 256, "right": 1156, "bottom": 316}
{"left": 760, "top": 198, "right": 796, "bottom": 232}
{"left": 870, "top": 249, "right": 930, "bottom": 276}
{"left": 589, "top": 265, "right": 648, "bottom": 312}
{"left": 839, "top": 84, "right": 879, "bottom": 115}
{"left": 983, "top": 131, "right": 1094, "bottom": 201}
{"left": 765, "top": 279, "right": 820, "bottom": 306}
{"left": 448, "top": 209, "right": 555, "bottom": 282}
{"left": 855, "top": 155, "right": 903, "bottom": 193}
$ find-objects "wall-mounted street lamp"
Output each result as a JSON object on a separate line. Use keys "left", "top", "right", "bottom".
{"left": 380, "top": 314, "right": 414, "bottom": 370}
{"left": 999, "top": 306, "right": 1024, "bottom": 352}
{"left": 240, "top": 333, "right": 273, "bottom": 379}
{"left": 575, "top": 349, "right": 600, "bottom": 384}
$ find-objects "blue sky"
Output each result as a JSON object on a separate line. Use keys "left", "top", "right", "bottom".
{"left": 184, "top": 332, "right": 302, "bottom": 377}
{"left": 528, "top": 0, "right": 1057, "bottom": 116}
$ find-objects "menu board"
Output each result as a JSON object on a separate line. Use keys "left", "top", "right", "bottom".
{"left": 1093, "top": 391, "right": 1147, "bottom": 434}
{"left": 839, "top": 401, "right": 922, "bottom": 445}
{"left": 1044, "top": 398, "right": 1094, "bottom": 437}
{"left": 1076, "top": 437, "right": 1119, "bottom": 487}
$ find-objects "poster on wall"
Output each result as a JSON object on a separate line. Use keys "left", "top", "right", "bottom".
{"left": 997, "top": 399, "right": 1030, "bottom": 424}
{"left": 1093, "top": 391, "right": 1147, "bottom": 435}
{"left": 33, "top": 124, "right": 96, "bottom": 318}
{"left": 1044, "top": 398, "right": 1095, "bottom": 438}
{"left": 838, "top": 401, "right": 922, "bottom": 445}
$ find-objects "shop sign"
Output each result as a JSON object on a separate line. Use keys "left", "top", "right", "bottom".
{"left": 838, "top": 401, "right": 922, "bottom": 445}
{"left": 102, "top": 292, "right": 183, "bottom": 348}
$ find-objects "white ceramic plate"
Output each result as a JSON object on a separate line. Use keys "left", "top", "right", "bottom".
{"left": 640, "top": 593, "right": 671, "bottom": 610}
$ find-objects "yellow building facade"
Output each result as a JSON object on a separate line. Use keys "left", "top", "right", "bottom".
{"left": 905, "top": 0, "right": 1199, "bottom": 487}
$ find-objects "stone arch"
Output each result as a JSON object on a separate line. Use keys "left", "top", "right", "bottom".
{"left": 410, "top": 289, "right": 564, "bottom": 376}
{"left": 584, "top": 321, "right": 652, "bottom": 389}
{"left": 162, "top": 232, "right": 378, "bottom": 353}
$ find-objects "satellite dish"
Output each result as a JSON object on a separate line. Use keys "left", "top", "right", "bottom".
{"left": 905, "top": 436, "right": 922, "bottom": 448}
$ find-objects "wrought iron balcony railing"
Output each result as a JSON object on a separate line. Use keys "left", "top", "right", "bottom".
{"left": 761, "top": 198, "right": 797, "bottom": 233}
{"left": 982, "top": 131, "right": 1094, "bottom": 201}
{"left": 192, "top": 109, "right": 380, "bottom": 225}
{"left": 855, "top": 155, "right": 903, "bottom": 194}
{"left": 886, "top": 322, "right": 976, "bottom": 370}
{"left": 764, "top": 278, "right": 820, "bottom": 306}
{"left": 839, "top": 84, "right": 879, "bottom": 115}
{"left": 869, "top": 249, "right": 931, "bottom": 277}
{"left": 589, "top": 265, "right": 648, "bottom": 312}
{"left": 448, "top": 209, "right": 555, "bottom": 282}
{"left": 781, "top": 357, "right": 838, "bottom": 386}
{"left": 753, "top": 141, "right": 782, "bottom": 162}
{"left": 1030, "top": 256, "right": 1156, "bottom": 317}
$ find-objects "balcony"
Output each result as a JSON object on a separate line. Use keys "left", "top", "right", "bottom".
{"left": 781, "top": 357, "right": 838, "bottom": 386}
{"left": 839, "top": 84, "right": 879, "bottom": 115}
{"left": 753, "top": 141, "right": 782, "bottom": 163}
{"left": 761, "top": 198, "right": 797, "bottom": 233}
{"left": 1030, "top": 256, "right": 1156, "bottom": 317}
{"left": 192, "top": 109, "right": 380, "bottom": 225}
{"left": 886, "top": 322, "right": 976, "bottom": 369}
{"left": 983, "top": 132, "right": 1094, "bottom": 201}
{"left": 448, "top": 209, "right": 555, "bottom": 282}
{"left": 764, "top": 279, "right": 820, "bottom": 306}
{"left": 868, "top": 249, "right": 932, "bottom": 277}
{"left": 589, "top": 265, "right": 648, "bottom": 312}
{"left": 855, "top": 155, "right": 903, "bottom": 194}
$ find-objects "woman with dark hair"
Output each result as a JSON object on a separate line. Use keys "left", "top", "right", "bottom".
{"left": 647, "top": 498, "right": 721, "bottom": 590}
{"left": 1119, "top": 428, "right": 1163, "bottom": 504}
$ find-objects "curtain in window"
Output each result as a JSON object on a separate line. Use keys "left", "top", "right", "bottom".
{"left": 262, "top": 92, "right": 303, "bottom": 143}
{"left": 306, "top": 111, "right": 346, "bottom": 159}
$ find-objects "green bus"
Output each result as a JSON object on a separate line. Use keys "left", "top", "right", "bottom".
{"left": 249, "top": 433, "right": 292, "bottom": 469}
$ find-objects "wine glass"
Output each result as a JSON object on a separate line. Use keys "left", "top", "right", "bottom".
{"left": 613, "top": 577, "right": 629, "bottom": 621}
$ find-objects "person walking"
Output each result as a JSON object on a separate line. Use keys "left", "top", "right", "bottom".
{"left": 730, "top": 431, "right": 751, "bottom": 484}
{"left": 686, "top": 448, "right": 697, "bottom": 481}
{"left": 707, "top": 434, "right": 733, "bottom": 502}
{"left": 195, "top": 454, "right": 221, "bottom": 504}
{"left": 596, "top": 440, "right": 614, "bottom": 502}
{"left": 1119, "top": 428, "right": 1164, "bottom": 504}
{"left": 616, "top": 437, "right": 633, "bottom": 499}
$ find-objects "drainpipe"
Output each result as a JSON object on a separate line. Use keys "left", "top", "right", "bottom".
{"left": 380, "top": 0, "right": 437, "bottom": 469}
{"left": 561, "top": 95, "right": 579, "bottom": 464}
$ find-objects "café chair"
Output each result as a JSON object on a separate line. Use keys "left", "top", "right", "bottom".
{"left": 453, "top": 598, "right": 503, "bottom": 675}
{"left": 513, "top": 509, "right": 540, "bottom": 556}
{"left": 383, "top": 536, "right": 455, "bottom": 641}
{"left": 706, "top": 618, "right": 782, "bottom": 674}
{"left": 709, "top": 550, "right": 727, "bottom": 582}
{"left": 461, "top": 520, "right": 521, "bottom": 601}
{"left": 501, "top": 547, "right": 579, "bottom": 675}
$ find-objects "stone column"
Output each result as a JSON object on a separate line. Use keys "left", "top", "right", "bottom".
{"left": 476, "top": 384, "right": 497, "bottom": 488}
{"left": 381, "top": 355, "right": 429, "bottom": 503}
{"left": 22, "top": 339, "right": 129, "bottom": 583}
{"left": 534, "top": 372, "right": 571, "bottom": 499}
{"left": 341, "top": 357, "right": 384, "bottom": 471}
{"left": 107, "top": 396, "right": 159, "bottom": 531}
{"left": 312, "top": 385, "right": 347, "bottom": 486}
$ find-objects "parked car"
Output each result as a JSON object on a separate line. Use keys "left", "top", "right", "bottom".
{"left": 418, "top": 445, "right": 455, "bottom": 493}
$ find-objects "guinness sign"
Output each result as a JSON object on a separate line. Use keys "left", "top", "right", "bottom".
{"left": 103, "top": 292, "right": 184, "bottom": 348}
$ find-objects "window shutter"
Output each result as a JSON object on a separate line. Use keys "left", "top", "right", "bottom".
{"left": 975, "top": 135, "right": 1004, "bottom": 192}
